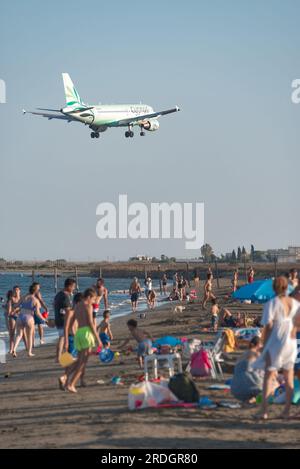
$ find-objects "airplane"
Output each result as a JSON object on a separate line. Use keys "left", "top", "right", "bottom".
{"left": 23, "top": 73, "right": 180, "bottom": 139}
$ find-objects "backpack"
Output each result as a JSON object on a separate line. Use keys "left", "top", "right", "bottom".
{"left": 190, "top": 348, "right": 212, "bottom": 377}
{"left": 168, "top": 372, "right": 200, "bottom": 403}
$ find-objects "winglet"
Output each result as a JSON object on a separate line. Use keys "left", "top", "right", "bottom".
{"left": 22, "top": 109, "right": 26, "bottom": 114}
{"left": 175, "top": 105, "right": 180, "bottom": 112}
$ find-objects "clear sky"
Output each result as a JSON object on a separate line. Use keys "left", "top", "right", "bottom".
{"left": 1, "top": 0, "right": 299, "bottom": 261}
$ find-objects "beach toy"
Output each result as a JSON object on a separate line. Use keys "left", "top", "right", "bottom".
{"left": 99, "top": 348, "right": 114, "bottom": 363}
{"left": 111, "top": 376, "right": 123, "bottom": 385}
{"left": 198, "top": 396, "right": 217, "bottom": 409}
{"left": 42, "top": 311, "right": 49, "bottom": 319}
{"left": 96, "top": 345, "right": 102, "bottom": 354}
{"left": 59, "top": 352, "right": 75, "bottom": 368}
{"left": 114, "top": 351, "right": 120, "bottom": 360}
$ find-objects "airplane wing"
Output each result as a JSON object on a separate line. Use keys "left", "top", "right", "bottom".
{"left": 23, "top": 109, "right": 76, "bottom": 121}
{"left": 109, "top": 106, "right": 180, "bottom": 127}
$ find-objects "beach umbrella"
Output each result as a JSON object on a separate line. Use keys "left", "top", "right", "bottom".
{"left": 153, "top": 336, "right": 182, "bottom": 347}
{"left": 232, "top": 279, "right": 294, "bottom": 303}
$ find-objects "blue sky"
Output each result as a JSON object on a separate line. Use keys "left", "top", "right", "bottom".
{"left": 0, "top": 0, "right": 299, "bottom": 260}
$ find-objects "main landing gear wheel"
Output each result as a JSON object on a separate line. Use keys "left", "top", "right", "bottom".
{"left": 140, "top": 131, "right": 145, "bottom": 137}
{"left": 91, "top": 132, "right": 95, "bottom": 138}
{"left": 91, "top": 131, "right": 100, "bottom": 139}
{"left": 125, "top": 130, "right": 134, "bottom": 138}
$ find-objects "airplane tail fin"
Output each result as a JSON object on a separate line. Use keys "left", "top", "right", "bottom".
{"left": 62, "top": 73, "right": 84, "bottom": 107}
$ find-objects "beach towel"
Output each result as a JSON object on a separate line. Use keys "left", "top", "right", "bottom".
{"left": 223, "top": 329, "right": 236, "bottom": 353}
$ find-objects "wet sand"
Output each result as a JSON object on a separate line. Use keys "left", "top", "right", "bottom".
{"left": 0, "top": 280, "right": 299, "bottom": 449}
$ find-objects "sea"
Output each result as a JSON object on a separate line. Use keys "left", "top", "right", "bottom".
{"left": 0, "top": 272, "right": 167, "bottom": 349}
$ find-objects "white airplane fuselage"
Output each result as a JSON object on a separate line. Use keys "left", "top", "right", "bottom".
{"left": 67, "top": 103, "right": 154, "bottom": 131}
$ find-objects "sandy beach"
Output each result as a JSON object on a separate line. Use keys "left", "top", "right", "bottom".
{"left": 1, "top": 280, "right": 299, "bottom": 449}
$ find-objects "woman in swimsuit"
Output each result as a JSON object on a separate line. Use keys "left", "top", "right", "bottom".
{"left": 4, "top": 286, "right": 21, "bottom": 354}
{"left": 13, "top": 285, "right": 46, "bottom": 357}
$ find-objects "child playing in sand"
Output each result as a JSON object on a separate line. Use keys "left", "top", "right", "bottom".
{"left": 210, "top": 298, "right": 219, "bottom": 332}
{"left": 97, "top": 310, "right": 113, "bottom": 348}
{"left": 63, "top": 288, "right": 102, "bottom": 393}
{"left": 120, "top": 319, "right": 153, "bottom": 368}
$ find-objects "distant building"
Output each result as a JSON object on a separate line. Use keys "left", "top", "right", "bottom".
{"left": 130, "top": 255, "right": 152, "bottom": 262}
{"left": 267, "top": 246, "right": 300, "bottom": 263}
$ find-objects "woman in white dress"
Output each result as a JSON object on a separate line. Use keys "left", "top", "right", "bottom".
{"left": 253, "top": 276, "right": 300, "bottom": 420}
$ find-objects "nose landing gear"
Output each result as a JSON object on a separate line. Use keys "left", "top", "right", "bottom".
{"left": 91, "top": 132, "right": 100, "bottom": 139}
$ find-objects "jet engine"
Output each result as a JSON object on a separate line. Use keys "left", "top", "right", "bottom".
{"left": 142, "top": 119, "right": 160, "bottom": 131}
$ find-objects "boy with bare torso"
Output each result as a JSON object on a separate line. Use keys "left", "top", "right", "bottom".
{"left": 62, "top": 288, "right": 102, "bottom": 393}
{"left": 120, "top": 319, "right": 153, "bottom": 368}
{"left": 97, "top": 310, "right": 113, "bottom": 348}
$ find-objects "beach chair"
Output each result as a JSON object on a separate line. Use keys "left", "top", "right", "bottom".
{"left": 202, "top": 335, "right": 225, "bottom": 380}
{"left": 144, "top": 353, "right": 183, "bottom": 381}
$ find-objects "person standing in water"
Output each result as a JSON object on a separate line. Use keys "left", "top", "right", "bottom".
{"left": 129, "top": 277, "right": 141, "bottom": 313}
{"left": 161, "top": 274, "right": 168, "bottom": 295}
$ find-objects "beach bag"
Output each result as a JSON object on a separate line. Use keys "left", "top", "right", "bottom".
{"left": 168, "top": 373, "right": 200, "bottom": 403}
{"left": 182, "top": 339, "right": 202, "bottom": 361}
{"left": 128, "top": 381, "right": 178, "bottom": 410}
{"left": 190, "top": 348, "right": 212, "bottom": 377}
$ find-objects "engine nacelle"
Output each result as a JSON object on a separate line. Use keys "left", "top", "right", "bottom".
{"left": 143, "top": 119, "right": 160, "bottom": 131}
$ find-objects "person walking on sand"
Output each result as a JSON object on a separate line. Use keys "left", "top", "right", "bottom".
{"left": 65, "top": 288, "right": 102, "bottom": 393}
{"left": 202, "top": 273, "right": 216, "bottom": 310}
{"left": 248, "top": 267, "right": 255, "bottom": 284}
{"left": 31, "top": 282, "right": 48, "bottom": 345}
{"left": 97, "top": 310, "right": 113, "bottom": 348}
{"left": 54, "top": 278, "right": 77, "bottom": 363}
{"left": 232, "top": 270, "right": 239, "bottom": 292}
{"left": 4, "top": 286, "right": 21, "bottom": 354}
{"left": 129, "top": 277, "right": 141, "bottom": 313}
{"left": 93, "top": 278, "right": 109, "bottom": 323}
{"left": 252, "top": 276, "right": 300, "bottom": 420}
{"left": 13, "top": 285, "right": 46, "bottom": 357}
